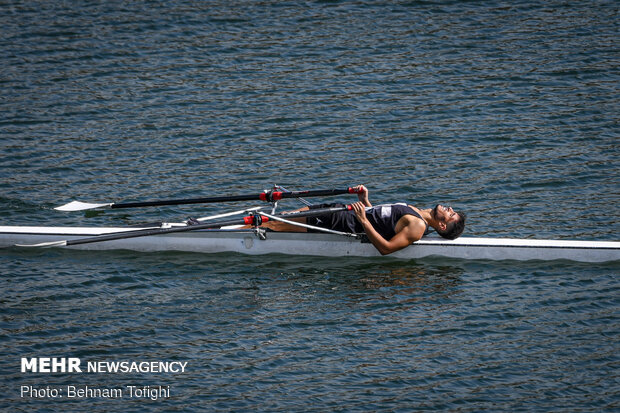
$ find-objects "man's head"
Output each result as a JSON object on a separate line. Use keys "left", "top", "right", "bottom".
{"left": 432, "top": 204, "right": 466, "bottom": 240}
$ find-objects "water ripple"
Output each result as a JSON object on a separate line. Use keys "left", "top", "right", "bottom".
{"left": 1, "top": 0, "right": 619, "bottom": 411}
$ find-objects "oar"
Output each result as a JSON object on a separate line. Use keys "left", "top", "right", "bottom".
{"left": 18, "top": 205, "right": 353, "bottom": 248}
{"left": 55, "top": 187, "right": 362, "bottom": 212}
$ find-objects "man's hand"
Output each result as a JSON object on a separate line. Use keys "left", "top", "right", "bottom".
{"left": 351, "top": 201, "right": 368, "bottom": 224}
{"left": 351, "top": 199, "right": 421, "bottom": 256}
{"left": 352, "top": 185, "right": 371, "bottom": 207}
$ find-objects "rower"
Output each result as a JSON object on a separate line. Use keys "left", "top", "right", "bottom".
{"left": 257, "top": 185, "right": 466, "bottom": 255}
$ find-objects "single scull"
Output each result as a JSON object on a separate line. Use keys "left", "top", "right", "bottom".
{"left": 2, "top": 224, "right": 618, "bottom": 262}
{"left": 3, "top": 186, "right": 619, "bottom": 262}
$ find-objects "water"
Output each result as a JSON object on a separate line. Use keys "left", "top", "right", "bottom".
{"left": 1, "top": 0, "right": 618, "bottom": 411}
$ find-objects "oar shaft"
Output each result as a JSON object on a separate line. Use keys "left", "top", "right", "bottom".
{"left": 63, "top": 205, "right": 353, "bottom": 246}
{"left": 109, "top": 188, "right": 359, "bottom": 209}
{"left": 276, "top": 188, "right": 359, "bottom": 200}
{"left": 110, "top": 194, "right": 261, "bottom": 209}
{"left": 65, "top": 217, "right": 250, "bottom": 246}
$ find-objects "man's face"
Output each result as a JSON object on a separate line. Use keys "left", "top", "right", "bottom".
{"left": 433, "top": 204, "right": 460, "bottom": 225}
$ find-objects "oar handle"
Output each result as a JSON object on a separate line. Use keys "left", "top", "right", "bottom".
{"left": 260, "top": 187, "right": 362, "bottom": 202}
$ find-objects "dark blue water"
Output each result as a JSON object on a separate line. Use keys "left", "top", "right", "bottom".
{"left": 1, "top": 1, "right": 618, "bottom": 411}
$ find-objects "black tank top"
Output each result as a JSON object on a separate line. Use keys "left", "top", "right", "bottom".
{"left": 364, "top": 203, "right": 428, "bottom": 240}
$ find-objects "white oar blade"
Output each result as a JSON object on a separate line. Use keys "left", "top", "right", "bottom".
{"left": 54, "top": 201, "right": 113, "bottom": 212}
{"left": 16, "top": 240, "right": 68, "bottom": 248}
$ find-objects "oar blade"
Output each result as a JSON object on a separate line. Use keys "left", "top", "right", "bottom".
{"left": 55, "top": 201, "right": 113, "bottom": 212}
{"left": 16, "top": 240, "right": 68, "bottom": 248}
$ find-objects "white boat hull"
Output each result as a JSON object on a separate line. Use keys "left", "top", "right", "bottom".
{"left": 1, "top": 225, "right": 619, "bottom": 263}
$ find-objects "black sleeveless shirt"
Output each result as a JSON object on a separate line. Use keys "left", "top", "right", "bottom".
{"left": 307, "top": 203, "right": 429, "bottom": 239}
{"left": 363, "top": 203, "right": 428, "bottom": 240}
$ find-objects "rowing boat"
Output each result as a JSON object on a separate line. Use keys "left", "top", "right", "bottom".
{"left": 2, "top": 224, "right": 618, "bottom": 263}
{"left": 3, "top": 187, "right": 619, "bottom": 263}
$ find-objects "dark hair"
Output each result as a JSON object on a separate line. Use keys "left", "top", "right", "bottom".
{"left": 437, "top": 211, "right": 466, "bottom": 240}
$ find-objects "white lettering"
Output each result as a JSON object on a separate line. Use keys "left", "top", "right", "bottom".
{"left": 67, "top": 385, "right": 123, "bottom": 398}
{"left": 21, "top": 357, "right": 81, "bottom": 373}
{"left": 21, "top": 358, "right": 37, "bottom": 373}
{"left": 20, "top": 385, "right": 60, "bottom": 398}
{"left": 39, "top": 358, "right": 51, "bottom": 372}
{"left": 80, "top": 359, "right": 188, "bottom": 373}
{"left": 52, "top": 358, "right": 65, "bottom": 373}
{"left": 107, "top": 361, "right": 122, "bottom": 373}
{"left": 68, "top": 357, "right": 82, "bottom": 372}
{"left": 126, "top": 385, "right": 170, "bottom": 400}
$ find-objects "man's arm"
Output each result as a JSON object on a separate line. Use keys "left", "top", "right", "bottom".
{"left": 351, "top": 203, "right": 424, "bottom": 255}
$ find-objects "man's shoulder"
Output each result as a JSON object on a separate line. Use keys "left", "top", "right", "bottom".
{"left": 403, "top": 214, "right": 426, "bottom": 228}
{"left": 396, "top": 214, "right": 427, "bottom": 241}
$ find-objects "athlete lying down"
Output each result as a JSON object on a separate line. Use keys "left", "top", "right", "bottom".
{"left": 256, "top": 185, "right": 466, "bottom": 255}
